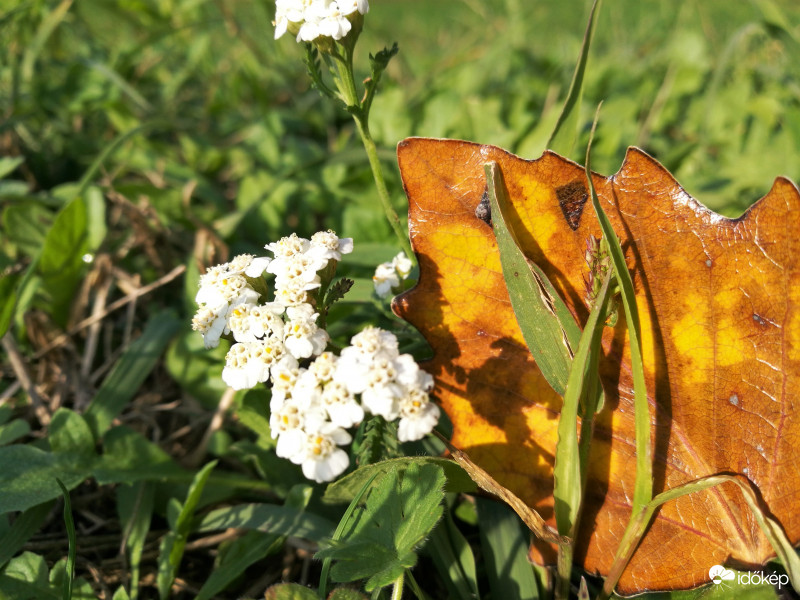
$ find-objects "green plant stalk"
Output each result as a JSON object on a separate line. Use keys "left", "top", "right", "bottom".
{"left": 56, "top": 479, "right": 76, "bottom": 600}
{"left": 584, "top": 106, "right": 652, "bottom": 517}
{"left": 599, "top": 474, "right": 800, "bottom": 598}
{"left": 331, "top": 44, "right": 416, "bottom": 266}
{"left": 390, "top": 573, "right": 404, "bottom": 600}
{"left": 404, "top": 570, "right": 428, "bottom": 600}
{"left": 553, "top": 268, "right": 613, "bottom": 600}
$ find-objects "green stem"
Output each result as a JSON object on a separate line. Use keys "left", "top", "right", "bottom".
{"left": 390, "top": 572, "right": 405, "bottom": 600}
{"left": 331, "top": 44, "right": 416, "bottom": 266}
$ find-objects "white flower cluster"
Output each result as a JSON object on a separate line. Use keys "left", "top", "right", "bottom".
{"left": 274, "top": 0, "right": 369, "bottom": 42}
{"left": 373, "top": 251, "right": 413, "bottom": 298}
{"left": 271, "top": 327, "right": 439, "bottom": 482}
{"left": 192, "top": 230, "right": 352, "bottom": 390}
{"left": 192, "top": 231, "right": 440, "bottom": 484}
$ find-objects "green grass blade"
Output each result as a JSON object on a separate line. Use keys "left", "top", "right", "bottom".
{"left": 485, "top": 162, "right": 581, "bottom": 396}
{"left": 584, "top": 107, "right": 652, "bottom": 517}
{"left": 552, "top": 269, "right": 613, "bottom": 600}
{"left": 196, "top": 485, "right": 311, "bottom": 600}
{"left": 20, "top": 0, "right": 73, "bottom": 84}
{"left": 157, "top": 460, "right": 217, "bottom": 600}
{"left": 545, "top": 0, "right": 602, "bottom": 157}
{"left": 600, "top": 474, "right": 800, "bottom": 598}
{"left": 476, "top": 497, "right": 539, "bottom": 600}
{"left": 0, "top": 501, "right": 54, "bottom": 569}
{"left": 426, "top": 510, "right": 479, "bottom": 600}
{"left": 117, "top": 482, "right": 155, "bottom": 600}
{"left": 55, "top": 479, "right": 76, "bottom": 600}
{"left": 196, "top": 503, "right": 336, "bottom": 540}
{"left": 84, "top": 311, "right": 181, "bottom": 440}
{"left": 553, "top": 269, "right": 612, "bottom": 536}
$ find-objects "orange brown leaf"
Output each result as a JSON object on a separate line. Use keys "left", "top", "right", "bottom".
{"left": 394, "top": 138, "right": 800, "bottom": 593}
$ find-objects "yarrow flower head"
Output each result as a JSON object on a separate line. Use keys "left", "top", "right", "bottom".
{"left": 274, "top": 0, "right": 369, "bottom": 42}
{"left": 193, "top": 231, "right": 439, "bottom": 483}
{"left": 373, "top": 252, "right": 413, "bottom": 298}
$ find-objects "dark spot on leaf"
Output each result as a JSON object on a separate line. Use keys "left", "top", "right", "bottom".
{"left": 475, "top": 187, "right": 492, "bottom": 225}
{"left": 556, "top": 180, "right": 588, "bottom": 231}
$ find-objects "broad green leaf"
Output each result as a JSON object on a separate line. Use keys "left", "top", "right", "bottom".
{"left": 48, "top": 409, "right": 94, "bottom": 457}
{"left": 85, "top": 311, "right": 181, "bottom": 440}
{"left": 316, "top": 462, "right": 446, "bottom": 592}
{"left": 2, "top": 202, "right": 53, "bottom": 258}
{"left": 93, "top": 426, "right": 185, "bottom": 485}
{"left": 486, "top": 161, "right": 580, "bottom": 396}
{"left": 233, "top": 388, "right": 272, "bottom": 440}
{"left": 0, "top": 418, "right": 30, "bottom": 447}
{"left": 0, "top": 446, "right": 94, "bottom": 515}
{"left": 112, "top": 586, "right": 132, "bottom": 600}
{"left": 197, "top": 503, "right": 336, "bottom": 542}
{"left": 157, "top": 460, "right": 217, "bottom": 600}
{"left": 0, "top": 157, "right": 23, "bottom": 180}
{"left": 164, "top": 328, "right": 227, "bottom": 411}
{"left": 2, "top": 551, "right": 50, "bottom": 588}
{"left": 322, "top": 457, "right": 475, "bottom": 504}
{"left": 38, "top": 196, "right": 88, "bottom": 325}
{"left": 476, "top": 497, "right": 540, "bottom": 600}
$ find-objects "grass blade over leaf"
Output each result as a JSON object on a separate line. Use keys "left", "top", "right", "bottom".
{"left": 485, "top": 161, "right": 580, "bottom": 397}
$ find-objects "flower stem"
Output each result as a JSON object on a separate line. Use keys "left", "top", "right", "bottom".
{"left": 390, "top": 572, "right": 405, "bottom": 600}
{"left": 332, "top": 44, "right": 416, "bottom": 266}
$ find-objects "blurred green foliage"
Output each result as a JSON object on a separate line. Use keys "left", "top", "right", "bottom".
{"left": 1, "top": 0, "right": 798, "bottom": 597}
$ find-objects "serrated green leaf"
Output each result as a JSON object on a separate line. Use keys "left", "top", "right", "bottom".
{"left": 327, "top": 588, "right": 368, "bottom": 600}
{"left": 322, "top": 457, "right": 475, "bottom": 504}
{"left": 316, "top": 463, "right": 445, "bottom": 592}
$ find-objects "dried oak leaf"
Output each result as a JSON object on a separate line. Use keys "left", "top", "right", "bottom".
{"left": 394, "top": 138, "right": 800, "bottom": 594}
